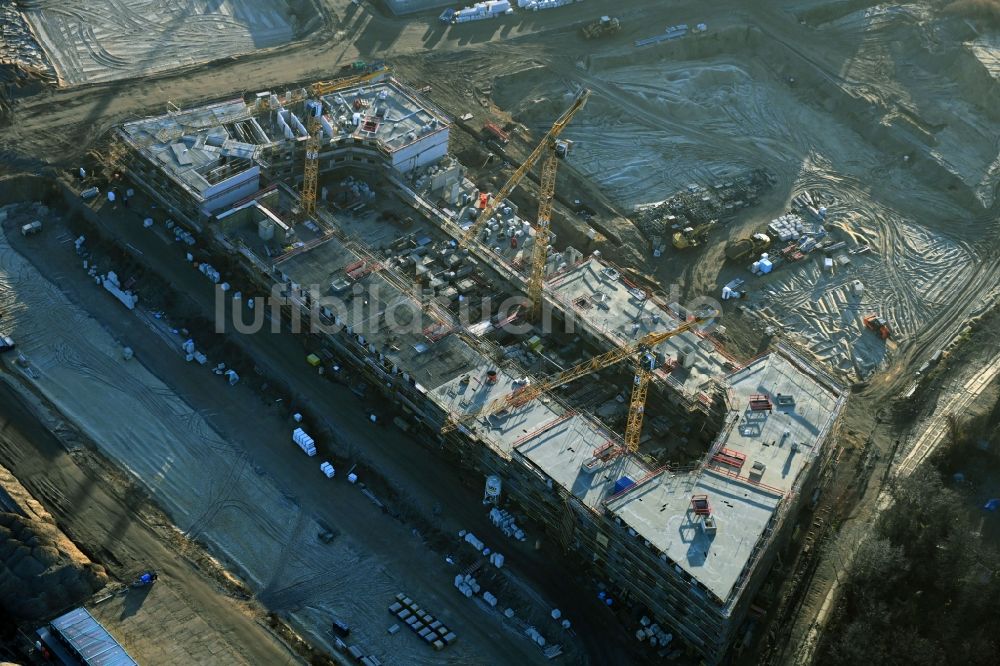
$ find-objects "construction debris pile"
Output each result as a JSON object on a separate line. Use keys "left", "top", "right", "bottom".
{"left": 633, "top": 169, "right": 773, "bottom": 242}
{"left": 0, "top": 464, "right": 108, "bottom": 620}
{"left": 0, "top": 3, "right": 55, "bottom": 82}
{"left": 742, "top": 192, "right": 837, "bottom": 275}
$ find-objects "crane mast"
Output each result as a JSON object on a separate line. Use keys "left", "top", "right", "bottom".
{"left": 527, "top": 146, "right": 560, "bottom": 321}
{"left": 624, "top": 359, "right": 653, "bottom": 454}
{"left": 301, "top": 114, "right": 321, "bottom": 218}
{"left": 291, "top": 67, "right": 391, "bottom": 219}
{"left": 460, "top": 89, "right": 590, "bottom": 248}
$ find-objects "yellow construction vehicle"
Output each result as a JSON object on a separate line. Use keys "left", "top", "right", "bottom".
{"left": 440, "top": 315, "right": 711, "bottom": 450}
{"left": 581, "top": 16, "right": 621, "bottom": 39}
{"left": 672, "top": 221, "right": 716, "bottom": 249}
{"left": 724, "top": 232, "right": 772, "bottom": 262}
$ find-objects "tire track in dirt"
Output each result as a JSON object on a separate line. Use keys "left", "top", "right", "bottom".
{"left": 184, "top": 453, "right": 251, "bottom": 541}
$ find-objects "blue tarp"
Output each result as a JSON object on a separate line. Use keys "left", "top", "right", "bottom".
{"left": 984, "top": 498, "right": 1000, "bottom": 511}
{"left": 613, "top": 476, "right": 636, "bottom": 495}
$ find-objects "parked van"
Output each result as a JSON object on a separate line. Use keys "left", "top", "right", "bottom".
{"left": 21, "top": 221, "right": 42, "bottom": 236}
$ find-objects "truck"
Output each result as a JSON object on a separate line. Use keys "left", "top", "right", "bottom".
{"left": 21, "top": 220, "right": 42, "bottom": 236}
{"left": 581, "top": 16, "right": 621, "bottom": 39}
{"left": 672, "top": 221, "right": 716, "bottom": 249}
{"left": 724, "top": 232, "right": 772, "bottom": 262}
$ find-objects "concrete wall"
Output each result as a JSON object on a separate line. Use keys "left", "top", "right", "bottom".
{"left": 201, "top": 167, "right": 261, "bottom": 217}
{"left": 391, "top": 130, "right": 450, "bottom": 173}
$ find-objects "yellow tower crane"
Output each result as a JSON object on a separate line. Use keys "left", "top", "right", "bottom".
{"left": 624, "top": 354, "right": 654, "bottom": 454}
{"left": 460, "top": 89, "right": 589, "bottom": 248}
{"left": 258, "top": 66, "right": 391, "bottom": 112}
{"left": 461, "top": 90, "right": 590, "bottom": 320}
{"left": 526, "top": 136, "right": 580, "bottom": 320}
{"left": 283, "top": 66, "right": 390, "bottom": 218}
{"left": 441, "top": 314, "right": 712, "bottom": 450}
{"left": 302, "top": 111, "right": 321, "bottom": 218}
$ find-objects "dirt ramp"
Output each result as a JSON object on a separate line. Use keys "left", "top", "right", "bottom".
{"left": 0, "top": 463, "right": 108, "bottom": 620}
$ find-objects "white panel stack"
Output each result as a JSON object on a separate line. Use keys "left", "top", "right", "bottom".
{"left": 767, "top": 214, "right": 804, "bottom": 242}
{"left": 454, "top": 573, "right": 480, "bottom": 598}
{"left": 320, "top": 461, "right": 335, "bottom": 478}
{"left": 464, "top": 532, "right": 485, "bottom": 552}
{"left": 489, "top": 507, "right": 527, "bottom": 541}
{"left": 518, "top": 0, "right": 575, "bottom": 9}
{"left": 293, "top": 427, "right": 317, "bottom": 456}
{"left": 454, "top": 0, "right": 512, "bottom": 22}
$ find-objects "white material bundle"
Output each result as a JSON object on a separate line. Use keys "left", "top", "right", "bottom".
{"left": 464, "top": 532, "right": 485, "bottom": 552}
{"left": 489, "top": 507, "right": 527, "bottom": 541}
{"left": 293, "top": 427, "right": 317, "bottom": 456}
{"left": 767, "top": 214, "right": 804, "bottom": 242}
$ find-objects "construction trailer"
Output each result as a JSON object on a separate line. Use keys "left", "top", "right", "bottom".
{"left": 37, "top": 607, "right": 138, "bottom": 666}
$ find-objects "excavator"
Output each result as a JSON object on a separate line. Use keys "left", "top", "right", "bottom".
{"left": 672, "top": 221, "right": 716, "bottom": 249}
{"left": 441, "top": 314, "right": 713, "bottom": 454}
{"left": 863, "top": 315, "right": 891, "bottom": 340}
{"left": 724, "top": 232, "right": 772, "bottom": 262}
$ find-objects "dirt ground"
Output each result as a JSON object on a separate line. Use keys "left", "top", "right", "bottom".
{"left": 403, "top": 5, "right": 999, "bottom": 385}
{"left": 0, "top": 379, "right": 300, "bottom": 665}
{"left": 1, "top": 0, "right": 998, "bottom": 664}
{"left": 21, "top": 0, "right": 307, "bottom": 86}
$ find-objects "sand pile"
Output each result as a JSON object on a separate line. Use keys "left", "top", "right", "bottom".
{"left": 0, "top": 464, "right": 107, "bottom": 620}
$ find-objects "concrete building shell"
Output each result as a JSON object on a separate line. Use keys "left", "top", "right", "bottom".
{"left": 117, "top": 78, "right": 450, "bottom": 230}
{"left": 116, "top": 80, "right": 846, "bottom": 664}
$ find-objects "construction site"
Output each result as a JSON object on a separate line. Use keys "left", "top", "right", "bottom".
{"left": 92, "top": 67, "right": 844, "bottom": 663}
{"left": 0, "top": 1, "right": 998, "bottom": 665}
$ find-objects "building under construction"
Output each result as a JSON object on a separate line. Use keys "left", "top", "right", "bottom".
{"left": 113, "top": 71, "right": 846, "bottom": 664}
